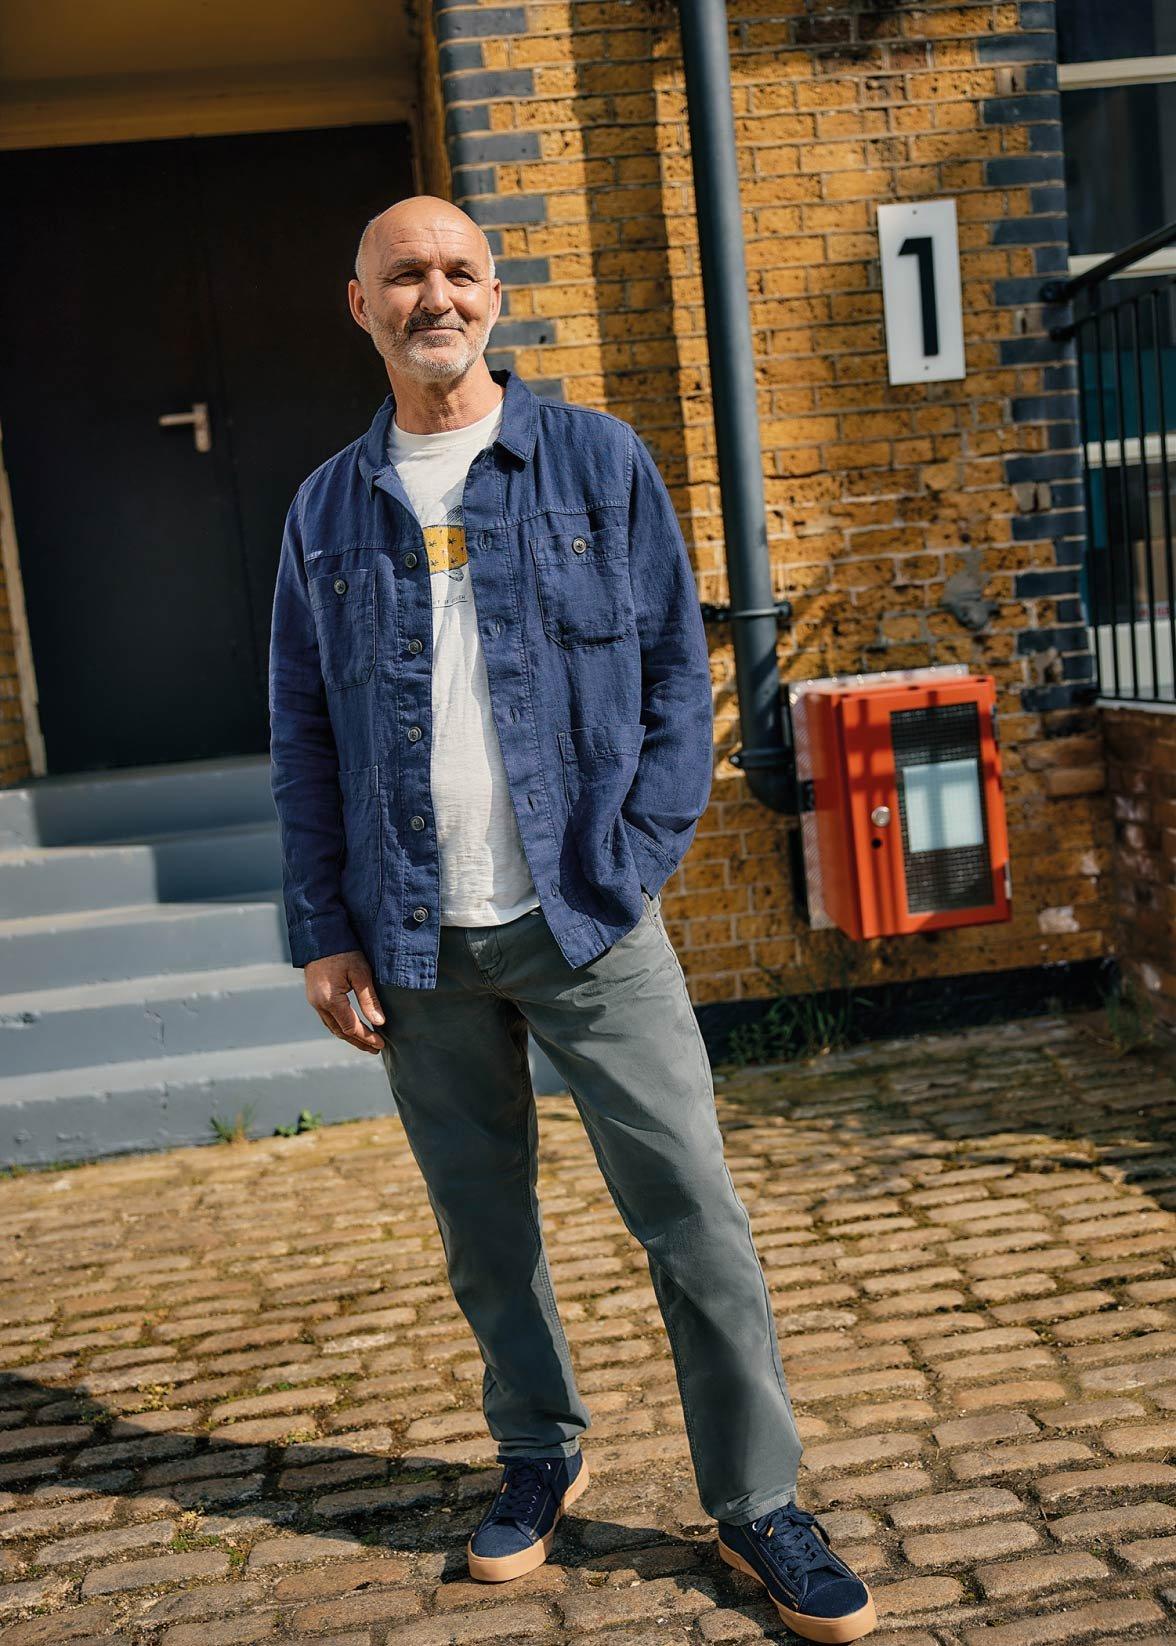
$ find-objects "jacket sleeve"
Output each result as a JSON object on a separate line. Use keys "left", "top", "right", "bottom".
{"left": 268, "top": 489, "right": 363, "bottom": 967}
{"left": 620, "top": 426, "right": 715, "bottom": 895}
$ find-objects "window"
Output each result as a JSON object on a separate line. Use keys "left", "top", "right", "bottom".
{"left": 1057, "top": 3, "right": 1176, "bottom": 699}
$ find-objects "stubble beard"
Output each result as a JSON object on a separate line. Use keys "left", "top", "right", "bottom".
{"left": 366, "top": 309, "right": 492, "bottom": 385}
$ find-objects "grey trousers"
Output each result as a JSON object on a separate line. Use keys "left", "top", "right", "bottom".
{"left": 373, "top": 888, "right": 804, "bottom": 1524}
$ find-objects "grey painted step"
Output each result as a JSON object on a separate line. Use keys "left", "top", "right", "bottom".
{"left": 1, "top": 1037, "right": 395, "bottom": 1167}
{"left": 0, "top": 753, "right": 275, "bottom": 849}
{"left": 0, "top": 897, "right": 290, "bottom": 992}
{"left": 0, "top": 956, "right": 571, "bottom": 1095}
{"left": 0, "top": 962, "right": 316, "bottom": 1075}
{"left": 0, "top": 823, "right": 282, "bottom": 919}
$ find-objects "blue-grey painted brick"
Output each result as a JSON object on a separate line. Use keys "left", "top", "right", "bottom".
{"left": 446, "top": 103, "right": 490, "bottom": 137}
{"left": 1014, "top": 569, "right": 1082, "bottom": 598}
{"left": 528, "top": 378, "right": 567, "bottom": 402}
{"left": 1000, "top": 336, "right": 1068, "bottom": 365}
{"left": 1049, "top": 478, "right": 1084, "bottom": 504}
{"left": 451, "top": 132, "right": 542, "bottom": 165}
{"left": 1048, "top": 536, "right": 1086, "bottom": 566}
{"left": 1044, "top": 364, "right": 1078, "bottom": 390}
{"left": 1012, "top": 512, "right": 1073, "bottom": 541}
{"left": 1024, "top": 62, "right": 1059, "bottom": 92}
{"left": 1012, "top": 394, "right": 1078, "bottom": 423}
{"left": 986, "top": 155, "right": 1065, "bottom": 186}
{"left": 1006, "top": 452, "right": 1081, "bottom": 483}
{"left": 1023, "top": 683, "right": 1097, "bottom": 711}
{"left": 1062, "top": 652, "right": 1095, "bottom": 680}
{"left": 439, "top": 41, "right": 485, "bottom": 73}
{"left": 1035, "top": 245, "right": 1069, "bottom": 275}
{"left": 1031, "top": 185, "right": 1068, "bottom": 214}
{"left": 1048, "top": 424, "right": 1085, "bottom": 450}
{"left": 1017, "top": 625, "right": 1088, "bottom": 654}
{"left": 992, "top": 216, "right": 1066, "bottom": 245}
{"left": 493, "top": 257, "right": 551, "bottom": 283}
{"left": 976, "top": 34, "right": 1057, "bottom": 63}
{"left": 1026, "top": 122, "right": 1063, "bottom": 151}
{"left": 1019, "top": 3, "right": 1057, "bottom": 31}
{"left": 1056, "top": 597, "right": 1086, "bottom": 623}
{"left": 434, "top": 6, "right": 527, "bottom": 42}
{"left": 995, "top": 276, "right": 1056, "bottom": 306}
{"left": 490, "top": 319, "right": 556, "bottom": 346}
{"left": 466, "top": 195, "right": 548, "bottom": 226}
{"left": 450, "top": 165, "right": 497, "bottom": 195}
{"left": 981, "top": 94, "right": 1059, "bottom": 124}
{"left": 440, "top": 69, "right": 534, "bottom": 101}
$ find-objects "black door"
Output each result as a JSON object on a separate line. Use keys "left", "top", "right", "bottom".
{"left": 0, "top": 124, "right": 410, "bottom": 775}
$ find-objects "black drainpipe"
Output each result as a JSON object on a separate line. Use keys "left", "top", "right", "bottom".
{"left": 677, "top": 0, "right": 795, "bottom": 815}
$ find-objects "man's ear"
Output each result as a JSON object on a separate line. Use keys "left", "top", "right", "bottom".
{"left": 347, "top": 278, "right": 371, "bottom": 332}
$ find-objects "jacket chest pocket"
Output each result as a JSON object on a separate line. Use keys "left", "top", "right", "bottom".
{"left": 309, "top": 567, "right": 376, "bottom": 688}
{"left": 529, "top": 527, "right": 635, "bottom": 647}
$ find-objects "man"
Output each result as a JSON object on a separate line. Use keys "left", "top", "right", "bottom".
{"left": 268, "top": 194, "right": 877, "bottom": 1643}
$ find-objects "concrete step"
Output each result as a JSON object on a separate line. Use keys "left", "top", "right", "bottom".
{"left": 1, "top": 1035, "right": 394, "bottom": 1166}
{"left": 0, "top": 822, "right": 282, "bottom": 918}
{"left": 0, "top": 753, "right": 274, "bottom": 849}
{"left": 0, "top": 896, "right": 289, "bottom": 992}
{"left": 0, "top": 962, "right": 321, "bottom": 1075}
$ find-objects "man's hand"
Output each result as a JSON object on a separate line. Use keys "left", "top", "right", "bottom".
{"left": 305, "top": 951, "right": 387, "bottom": 1053}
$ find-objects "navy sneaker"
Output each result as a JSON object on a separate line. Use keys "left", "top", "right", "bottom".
{"left": 466, "top": 1449, "right": 590, "bottom": 1582}
{"left": 717, "top": 1500, "right": 877, "bottom": 1643}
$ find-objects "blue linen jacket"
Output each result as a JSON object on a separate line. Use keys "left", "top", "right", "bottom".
{"left": 268, "top": 366, "right": 714, "bottom": 989}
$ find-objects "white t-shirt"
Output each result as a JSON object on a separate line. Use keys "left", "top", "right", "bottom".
{"left": 388, "top": 394, "right": 542, "bottom": 927}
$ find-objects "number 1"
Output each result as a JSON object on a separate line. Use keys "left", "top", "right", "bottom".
{"left": 898, "top": 235, "right": 940, "bottom": 357}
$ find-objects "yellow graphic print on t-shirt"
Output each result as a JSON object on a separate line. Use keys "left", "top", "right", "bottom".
{"left": 423, "top": 522, "right": 467, "bottom": 576}
{"left": 422, "top": 519, "right": 470, "bottom": 610}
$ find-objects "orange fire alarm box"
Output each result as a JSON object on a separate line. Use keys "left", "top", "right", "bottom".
{"left": 789, "top": 666, "right": 1011, "bottom": 939}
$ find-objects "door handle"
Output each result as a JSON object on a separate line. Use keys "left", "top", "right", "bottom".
{"left": 158, "top": 401, "right": 212, "bottom": 453}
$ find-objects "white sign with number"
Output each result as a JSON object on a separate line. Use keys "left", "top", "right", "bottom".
{"left": 877, "top": 198, "right": 966, "bottom": 385}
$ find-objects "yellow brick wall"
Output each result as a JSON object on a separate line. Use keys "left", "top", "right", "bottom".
{"left": 440, "top": 0, "right": 1110, "bottom": 1004}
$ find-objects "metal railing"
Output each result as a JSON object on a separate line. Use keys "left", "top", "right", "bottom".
{"left": 1043, "top": 222, "right": 1176, "bottom": 705}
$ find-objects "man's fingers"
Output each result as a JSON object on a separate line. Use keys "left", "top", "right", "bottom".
{"left": 304, "top": 951, "right": 385, "bottom": 1054}
{"left": 325, "top": 990, "right": 384, "bottom": 1053}
{"left": 355, "top": 978, "right": 386, "bottom": 1034}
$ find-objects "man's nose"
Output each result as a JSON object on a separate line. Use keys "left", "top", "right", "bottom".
{"left": 419, "top": 271, "right": 454, "bottom": 311}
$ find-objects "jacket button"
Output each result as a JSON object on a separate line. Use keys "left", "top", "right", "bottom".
{"left": 404, "top": 551, "right": 419, "bottom": 569}
{"left": 333, "top": 577, "right": 348, "bottom": 594}
{"left": 407, "top": 725, "right": 422, "bottom": 742}
{"left": 572, "top": 536, "right": 587, "bottom": 553}
{"left": 408, "top": 638, "right": 423, "bottom": 655}
{"left": 412, "top": 906, "right": 428, "bottom": 923}
{"left": 410, "top": 815, "right": 425, "bottom": 830}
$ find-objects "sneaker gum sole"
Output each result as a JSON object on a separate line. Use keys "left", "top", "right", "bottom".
{"left": 466, "top": 1455, "right": 591, "bottom": 1583}
{"left": 718, "top": 1538, "right": 878, "bottom": 1644}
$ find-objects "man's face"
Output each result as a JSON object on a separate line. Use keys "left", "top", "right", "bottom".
{"left": 349, "top": 219, "right": 500, "bottom": 386}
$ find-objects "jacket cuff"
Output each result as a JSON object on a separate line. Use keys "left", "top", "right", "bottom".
{"left": 287, "top": 909, "right": 364, "bottom": 968}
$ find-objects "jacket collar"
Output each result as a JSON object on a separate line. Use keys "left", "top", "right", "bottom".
{"left": 357, "top": 366, "right": 538, "bottom": 492}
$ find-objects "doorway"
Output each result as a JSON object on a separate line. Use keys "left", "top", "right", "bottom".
{"left": 0, "top": 122, "right": 412, "bottom": 773}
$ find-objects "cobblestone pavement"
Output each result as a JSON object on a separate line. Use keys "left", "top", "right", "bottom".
{"left": 1, "top": 1011, "right": 1176, "bottom": 1646}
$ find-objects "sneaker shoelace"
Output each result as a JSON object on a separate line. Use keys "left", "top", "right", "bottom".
{"left": 749, "top": 1503, "right": 844, "bottom": 1589}
{"left": 489, "top": 1459, "right": 555, "bottom": 1530}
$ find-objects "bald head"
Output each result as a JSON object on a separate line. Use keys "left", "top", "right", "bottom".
{"left": 354, "top": 195, "right": 495, "bottom": 287}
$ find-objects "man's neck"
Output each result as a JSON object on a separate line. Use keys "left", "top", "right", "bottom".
{"left": 389, "top": 365, "right": 503, "bottom": 435}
